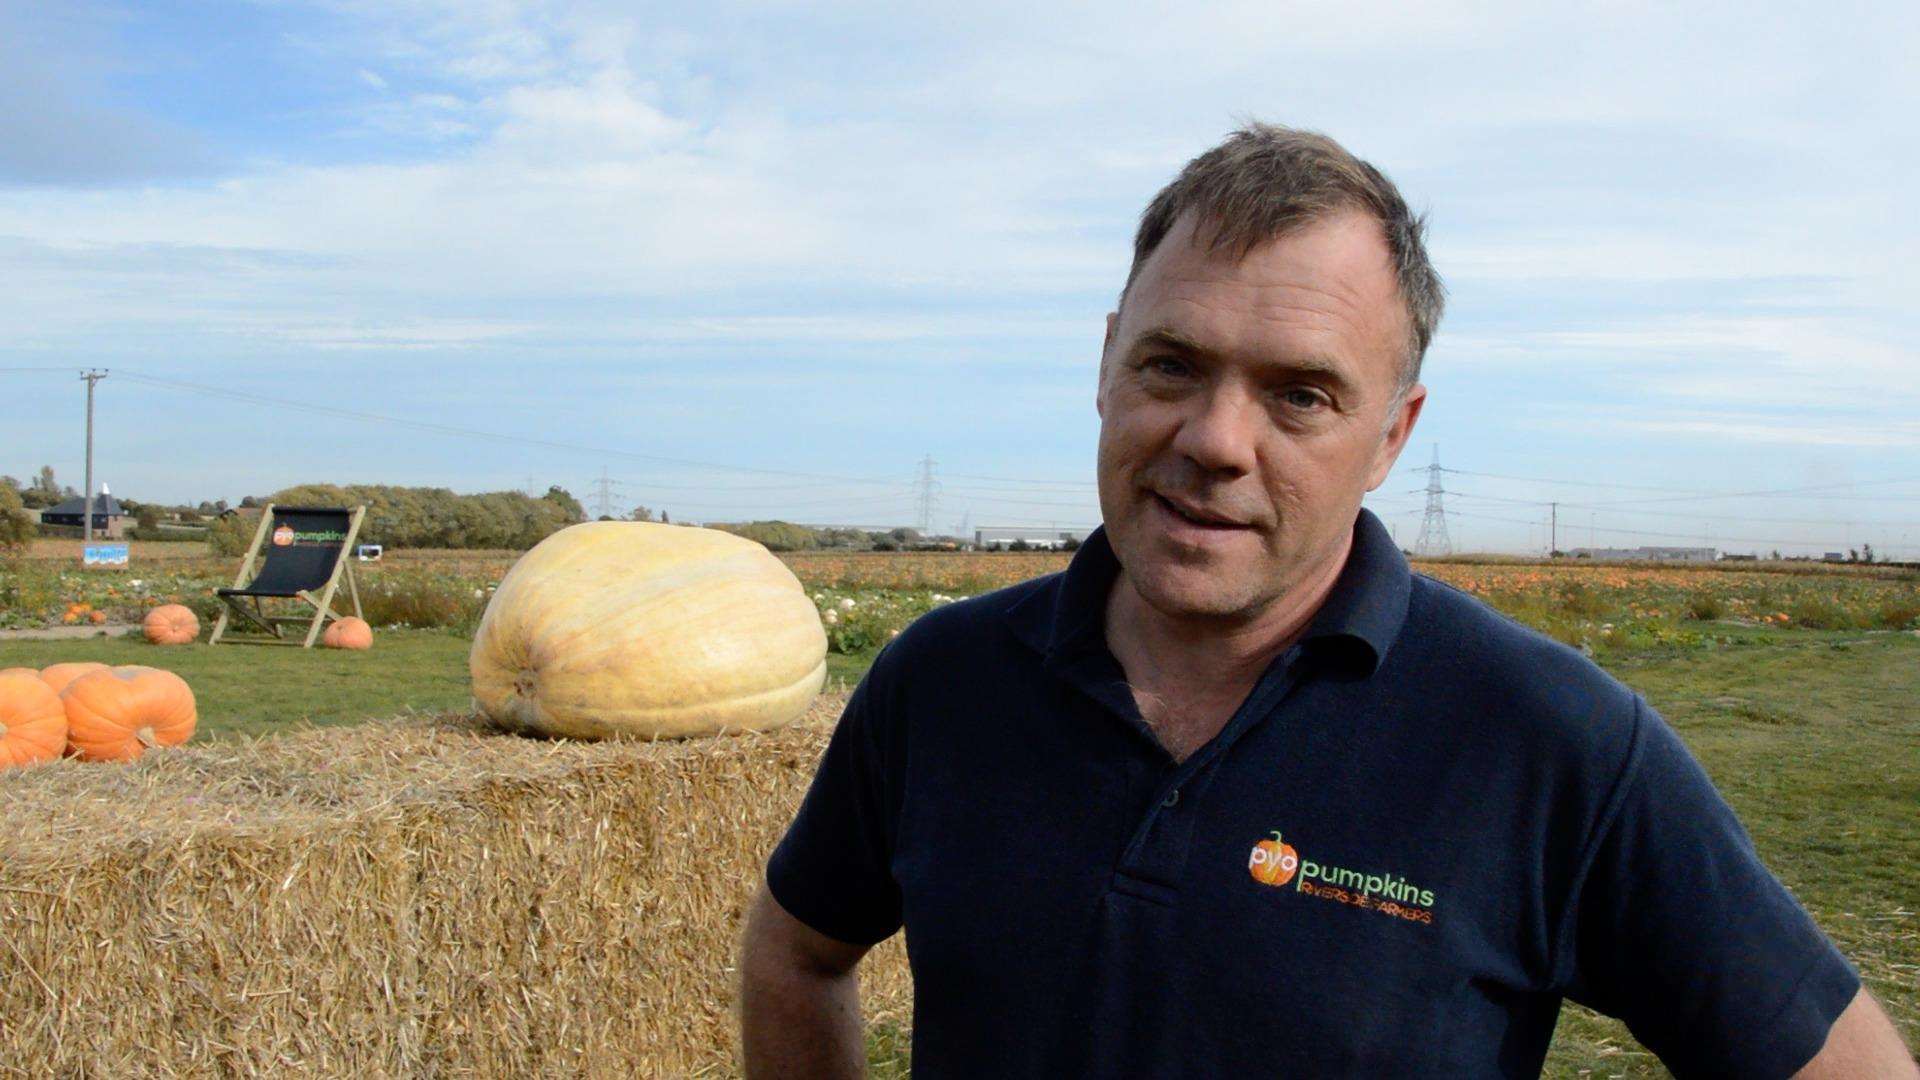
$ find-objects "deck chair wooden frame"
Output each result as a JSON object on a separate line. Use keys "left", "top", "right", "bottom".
{"left": 209, "top": 504, "right": 367, "bottom": 647}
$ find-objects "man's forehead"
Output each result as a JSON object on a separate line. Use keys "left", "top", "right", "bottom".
{"left": 1117, "top": 207, "right": 1408, "bottom": 363}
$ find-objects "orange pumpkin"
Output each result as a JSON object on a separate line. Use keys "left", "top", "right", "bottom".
{"left": 321, "top": 616, "right": 373, "bottom": 650}
{"left": 60, "top": 666, "right": 197, "bottom": 762}
{"left": 87, "top": 610, "right": 107, "bottom": 625}
{"left": 40, "top": 661, "right": 110, "bottom": 696}
{"left": 143, "top": 604, "right": 200, "bottom": 645}
{"left": 1, "top": 668, "right": 68, "bottom": 769}
{"left": 1248, "top": 831, "right": 1300, "bottom": 887}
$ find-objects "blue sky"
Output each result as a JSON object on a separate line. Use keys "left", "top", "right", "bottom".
{"left": 3, "top": 0, "right": 1918, "bottom": 556}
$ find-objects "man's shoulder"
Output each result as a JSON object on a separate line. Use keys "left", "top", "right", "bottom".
{"left": 880, "top": 571, "right": 1061, "bottom": 665}
{"left": 846, "top": 573, "right": 1061, "bottom": 739}
{"left": 1397, "top": 571, "right": 1644, "bottom": 760}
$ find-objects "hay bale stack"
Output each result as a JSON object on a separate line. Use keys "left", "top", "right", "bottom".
{"left": 0, "top": 694, "right": 911, "bottom": 1076}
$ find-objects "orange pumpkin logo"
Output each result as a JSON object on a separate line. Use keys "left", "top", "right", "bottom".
{"left": 1248, "top": 831, "right": 1299, "bottom": 887}
{"left": 272, "top": 525, "right": 295, "bottom": 547}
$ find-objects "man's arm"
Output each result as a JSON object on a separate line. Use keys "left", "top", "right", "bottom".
{"left": 740, "top": 881, "right": 875, "bottom": 1079}
{"left": 1794, "top": 987, "right": 1918, "bottom": 1079}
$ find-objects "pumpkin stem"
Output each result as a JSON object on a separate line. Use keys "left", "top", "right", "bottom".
{"left": 136, "top": 725, "right": 158, "bottom": 748}
{"left": 1270, "top": 830, "right": 1285, "bottom": 844}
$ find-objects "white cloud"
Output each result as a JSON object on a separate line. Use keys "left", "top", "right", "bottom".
{"left": 5, "top": 0, "right": 1918, "bottom": 538}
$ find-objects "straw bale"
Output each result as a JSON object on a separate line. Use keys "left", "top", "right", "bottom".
{"left": 0, "top": 693, "right": 912, "bottom": 1077}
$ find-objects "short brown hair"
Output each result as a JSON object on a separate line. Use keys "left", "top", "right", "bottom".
{"left": 1123, "top": 122, "right": 1444, "bottom": 390}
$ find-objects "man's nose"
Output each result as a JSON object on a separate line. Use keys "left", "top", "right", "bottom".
{"left": 1170, "top": 382, "right": 1260, "bottom": 477}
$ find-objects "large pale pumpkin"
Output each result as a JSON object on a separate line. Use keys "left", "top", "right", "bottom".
{"left": 143, "top": 604, "right": 200, "bottom": 645}
{"left": 470, "top": 522, "right": 827, "bottom": 739}
{"left": 61, "top": 666, "right": 198, "bottom": 762}
{"left": 1, "top": 668, "right": 68, "bottom": 769}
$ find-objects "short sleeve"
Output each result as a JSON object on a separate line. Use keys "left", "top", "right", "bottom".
{"left": 764, "top": 665, "right": 904, "bottom": 947}
{"left": 1557, "top": 697, "right": 1860, "bottom": 1078}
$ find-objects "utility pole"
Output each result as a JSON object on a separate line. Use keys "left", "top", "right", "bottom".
{"left": 1550, "top": 502, "right": 1558, "bottom": 558}
{"left": 1413, "top": 444, "right": 1451, "bottom": 557}
{"left": 914, "top": 455, "right": 941, "bottom": 534}
{"left": 80, "top": 369, "right": 107, "bottom": 542}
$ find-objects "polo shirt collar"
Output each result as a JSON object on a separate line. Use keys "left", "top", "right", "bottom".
{"left": 1005, "top": 508, "right": 1411, "bottom": 678}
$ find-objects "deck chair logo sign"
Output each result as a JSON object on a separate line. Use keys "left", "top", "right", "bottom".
{"left": 210, "top": 505, "right": 367, "bottom": 648}
{"left": 272, "top": 524, "right": 346, "bottom": 547}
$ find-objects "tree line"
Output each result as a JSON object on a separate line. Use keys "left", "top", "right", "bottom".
{"left": 209, "top": 484, "right": 589, "bottom": 554}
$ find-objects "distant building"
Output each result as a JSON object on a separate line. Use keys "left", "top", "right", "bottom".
{"left": 1570, "top": 546, "right": 1717, "bottom": 563}
{"left": 975, "top": 526, "right": 1091, "bottom": 550}
{"left": 40, "top": 492, "right": 127, "bottom": 538}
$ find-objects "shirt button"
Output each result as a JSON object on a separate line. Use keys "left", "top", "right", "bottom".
{"left": 1162, "top": 789, "right": 1180, "bottom": 808}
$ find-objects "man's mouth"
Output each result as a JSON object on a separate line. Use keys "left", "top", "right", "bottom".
{"left": 1151, "top": 492, "right": 1251, "bottom": 530}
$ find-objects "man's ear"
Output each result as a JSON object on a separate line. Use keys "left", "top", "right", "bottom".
{"left": 1097, "top": 311, "right": 1119, "bottom": 419}
{"left": 1367, "top": 383, "right": 1427, "bottom": 490}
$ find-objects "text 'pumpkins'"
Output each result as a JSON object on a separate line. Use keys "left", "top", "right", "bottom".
{"left": 469, "top": 521, "right": 827, "bottom": 740}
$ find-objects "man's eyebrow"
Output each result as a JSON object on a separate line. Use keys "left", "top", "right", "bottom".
{"left": 1130, "top": 325, "right": 1360, "bottom": 394}
{"left": 1133, "top": 326, "right": 1210, "bottom": 356}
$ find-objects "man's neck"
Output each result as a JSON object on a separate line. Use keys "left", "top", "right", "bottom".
{"left": 1105, "top": 530, "right": 1359, "bottom": 707}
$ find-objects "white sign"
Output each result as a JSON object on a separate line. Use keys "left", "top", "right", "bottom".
{"left": 83, "top": 544, "right": 130, "bottom": 568}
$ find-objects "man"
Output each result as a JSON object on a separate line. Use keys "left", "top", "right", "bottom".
{"left": 740, "top": 124, "right": 1916, "bottom": 1077}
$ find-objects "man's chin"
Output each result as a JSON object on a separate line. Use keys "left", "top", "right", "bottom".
{"left": 1128, "top": 570, "right": 1265, "bottom": 623}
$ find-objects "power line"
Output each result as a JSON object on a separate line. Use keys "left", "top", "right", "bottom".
{"left": 944, "top": 472, "right": 1097, "bottom": 488}
{"left": 1446, "top": 489, "right": 1920, "bottom": 530}
{"left": 1569, "top": 475, "right": 1920, "bottom": 508}
{"left": 1443, "top": 508, "right": 1895, "bottom": 552}
{"left": 1438, "top": 468, "right": 1702, "bottom": 494}
{"left": 1393, "top": 464, "right": 1920, "bottom": 504}
{"left": 941, "top": 489, "right": 1101, "bottom": 511}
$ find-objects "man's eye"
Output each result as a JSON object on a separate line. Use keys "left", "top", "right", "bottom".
{"left": 1280, "top": 388, "right": 1328, "bottom": 410}
{"left": 1144, "top": 356, "right": 1191, "bottom": 378}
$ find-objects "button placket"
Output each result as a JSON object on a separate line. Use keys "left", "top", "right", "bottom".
{"left": 1113, "top": 647, "right": 1309, "bottom": 887}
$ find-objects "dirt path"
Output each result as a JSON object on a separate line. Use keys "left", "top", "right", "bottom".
{"left": 0, "top": 624, "right": 137, "bottom": 642}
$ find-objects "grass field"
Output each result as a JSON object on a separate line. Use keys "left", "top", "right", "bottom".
{"left": 2, "top": 548, "right": 1915, "bottom": 1075}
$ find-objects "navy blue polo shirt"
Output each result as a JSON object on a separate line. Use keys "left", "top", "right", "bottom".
{"left": 766, "top": 509, "right": 1859, "bottom": 1077}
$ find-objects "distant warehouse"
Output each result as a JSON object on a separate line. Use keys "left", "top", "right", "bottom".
{"left": 1570, "top": 546, "right": 1717, "bottom": 562}
{"left": 975, "top": 526, "right": 1091, "bottom": 550}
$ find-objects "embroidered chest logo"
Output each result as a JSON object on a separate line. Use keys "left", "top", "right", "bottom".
{"left": 1247, "top": 829, "right": 1437, "bottom": 925}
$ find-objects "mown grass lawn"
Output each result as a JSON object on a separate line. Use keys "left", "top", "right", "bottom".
{"left": 0, "top": 629, "right": 475, "bottom": 741}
